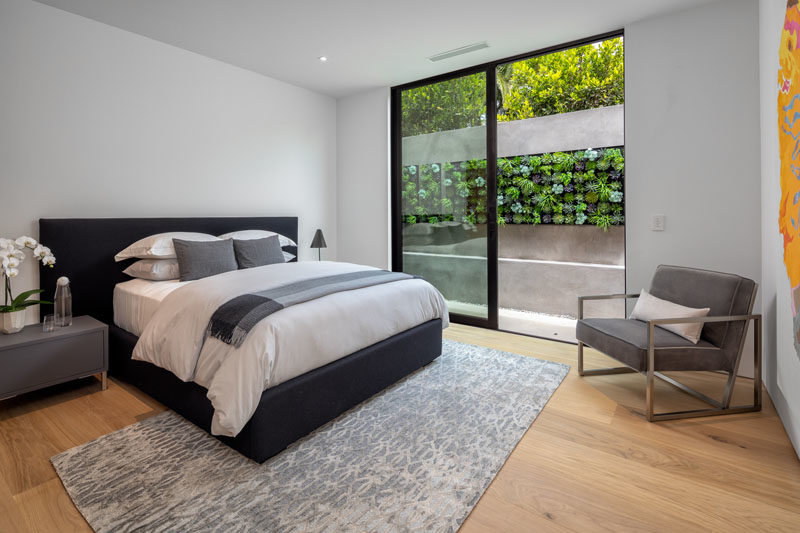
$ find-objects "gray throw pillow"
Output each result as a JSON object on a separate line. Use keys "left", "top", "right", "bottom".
{"left": 173, "top": 238, "right": 238, "bottom": 281}
{"left": 233, "top": 235, "right": 286, "bottom": 269}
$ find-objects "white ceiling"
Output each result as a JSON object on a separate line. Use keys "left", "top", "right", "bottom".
{"left": 35, "top": 0, "right": 715, "bottom": 98}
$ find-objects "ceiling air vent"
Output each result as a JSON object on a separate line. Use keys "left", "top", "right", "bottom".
{"left": 428, "top": 41, "right": 489, "bottom": 62}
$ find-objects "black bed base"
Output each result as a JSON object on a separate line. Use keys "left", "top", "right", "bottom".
{"left": 110, "top": 319, "right": 443, "bottom": 463}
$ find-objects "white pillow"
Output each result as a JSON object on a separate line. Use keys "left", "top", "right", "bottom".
{"left": 282, "top": 251, "right": 296, "bottom": 262}
{"left": 218, "top": 230, "right": 297, "bottom": 248}
{"left": 629, "top": 290, "right": 710, "bottom": 344}
{"left": 114, "top": 232, "right": 219, "bottom": 262}
{"left": 122, "top": 259, "right": 180, "bottom": 281}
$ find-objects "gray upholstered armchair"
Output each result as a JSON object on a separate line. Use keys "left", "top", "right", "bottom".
{"left": 576, "top": 265, "right": 762, "bottom": 421}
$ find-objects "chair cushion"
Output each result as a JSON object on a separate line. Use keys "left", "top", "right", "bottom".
{"left": 576, "top": 318, "right": 729, "bottom": 372}
{"left": 629, "top": 290, "right": 710, "bottom": 343}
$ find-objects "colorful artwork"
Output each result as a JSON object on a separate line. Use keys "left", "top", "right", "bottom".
{"left": 779, "top": 0, "right": 800, "bottom": 351}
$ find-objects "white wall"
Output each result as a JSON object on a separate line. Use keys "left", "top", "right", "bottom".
{"left": 625, "top": 0, "right": 761, "bottom": 376}
{"left": 336, "top": 88, "right": 390, "bottom": 268}
{"left": 0, "top": 0, "right": 337, "bottom": 324}
{"left": 760, "top": 0, "right": 800, "bottom": 457}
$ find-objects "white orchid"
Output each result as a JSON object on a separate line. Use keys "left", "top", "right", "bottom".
{"left": 2, "top": 235, "right": 56, "bottom": 313}
{"left": 33, "top": 244, "right": 51, "bottom": 259}
{"left": 0, "top": 254, "right": 20, "bottom": 269}
{"left": 15, "top": 236, "right": 37, "bottom": 249}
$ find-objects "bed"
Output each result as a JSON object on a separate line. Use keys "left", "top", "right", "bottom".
{"left": 39, "top": 217, "right": 444, "bottom": 463}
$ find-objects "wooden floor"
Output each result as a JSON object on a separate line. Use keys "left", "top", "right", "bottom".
{"left": 1, "top": 324, "right": 799, "bottom": 531}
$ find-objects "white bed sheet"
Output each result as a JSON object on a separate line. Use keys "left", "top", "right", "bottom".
{"left": 113, "top": 278, "right": 190, "bottom": 336}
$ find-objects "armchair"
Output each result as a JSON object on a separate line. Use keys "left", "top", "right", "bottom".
{"left": 575, "top": 265, "right": 761, "bottom": 421}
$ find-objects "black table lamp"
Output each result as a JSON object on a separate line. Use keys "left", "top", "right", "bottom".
{"left": 311, "top": 229, "right": 327, "bottom": 261}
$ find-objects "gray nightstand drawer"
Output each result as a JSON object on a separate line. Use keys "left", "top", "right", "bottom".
{"left": 0, "top": 316, "right": 109, "bottom": 400}
{"left": 0, "top": 331, "right": 105, "bottom": 393}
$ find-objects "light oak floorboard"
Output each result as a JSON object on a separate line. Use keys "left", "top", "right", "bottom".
{"left": 0, "top": 324, "right": 797, "bottom": 532}
{"left": 447, "top": 324, "right": 800, "bottom": 532}
{"left": 0, "top": 474, "right": 28, "bottom": 532}
{"left": 0, "top": 377, "right": 163, "bottom": 532}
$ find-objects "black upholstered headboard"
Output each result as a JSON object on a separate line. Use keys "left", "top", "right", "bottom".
{"left": 38, "top": 217, "right": 298, "bottom": 325}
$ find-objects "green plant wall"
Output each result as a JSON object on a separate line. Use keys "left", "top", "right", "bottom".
{"left": 401, "top": 147, "right": 624, "bottom": 230}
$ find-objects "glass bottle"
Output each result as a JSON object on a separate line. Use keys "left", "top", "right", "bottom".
{"left": 54, "top": 276, "right": 72, "bottom": 327}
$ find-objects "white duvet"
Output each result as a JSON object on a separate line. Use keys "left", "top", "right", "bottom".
{"left": 132, "top": 261, "right": 448, "bottom": 437}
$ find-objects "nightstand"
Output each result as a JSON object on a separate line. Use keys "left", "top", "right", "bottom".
{"left": 0, "top": 316, "right": 108, "bottom": 401}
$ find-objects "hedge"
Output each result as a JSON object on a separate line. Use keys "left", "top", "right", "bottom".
{"left": 401, "top": 147, "right": 625, "bottom": 230}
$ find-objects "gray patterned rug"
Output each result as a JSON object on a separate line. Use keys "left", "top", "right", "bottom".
{"left": 52, "top": 340, "right": 568, "bottom": 532}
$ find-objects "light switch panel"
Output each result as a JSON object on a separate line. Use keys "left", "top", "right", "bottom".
{"left": 651, "top": 214, "right": 665, "bottom": 231}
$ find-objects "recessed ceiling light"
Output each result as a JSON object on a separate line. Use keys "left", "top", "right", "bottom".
{"left": 318, "top": 56, "right": 328, "bottom": 62}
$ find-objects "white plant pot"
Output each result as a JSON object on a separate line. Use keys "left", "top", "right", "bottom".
{"left": 1, "top": 310, "right": 26, "bottom": 334}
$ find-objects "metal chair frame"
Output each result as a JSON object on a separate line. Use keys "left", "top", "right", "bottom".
{"left": 577, "top": 293, "right": 762, "bottom": 422}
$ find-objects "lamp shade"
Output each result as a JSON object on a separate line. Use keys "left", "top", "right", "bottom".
{"left": 310, "top": 229, "right": 327, "bottom": 249}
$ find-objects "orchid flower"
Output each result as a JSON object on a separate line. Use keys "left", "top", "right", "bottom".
{"left": 15, "top": 236, "right": 37, "bottom": 249}
{"left": 1, "top": 235, "right": 56, "bottom": 311}
{"left": 33, "top": 244, "right": 47, "bottom": 258}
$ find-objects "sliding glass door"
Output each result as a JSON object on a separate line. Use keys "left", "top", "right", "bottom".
{"left": 393, "top": 71, "right": 495, "bottom": 325}
{"left": 392, "top": 31, "right": 623, "bottom": 335}
{"left": 495, "top": 36, "right": 626, "bottom": 341}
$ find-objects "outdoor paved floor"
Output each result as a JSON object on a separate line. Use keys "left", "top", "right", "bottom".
{"left": 447, "top": 301, "right": 578, "bottom": 343}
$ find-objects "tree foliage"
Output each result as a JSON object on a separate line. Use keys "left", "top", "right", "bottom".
{"left": 497, "top": 37, "right": 624, "bottom": 122}
{"left": 400, "top": 36, "right": 624, "bottom": 135}
{"left": 401, "top": 73, "right": 486, "bottom": 137}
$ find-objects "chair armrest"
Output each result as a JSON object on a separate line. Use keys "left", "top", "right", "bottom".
{"left": 648, "top": 314, "right": 761, "bottom": 326}
{"left": 577, "top": 293, "right": 639, "bottom": 319}
{"left": 644, "top": 315, "right": 763, "bottom": 363}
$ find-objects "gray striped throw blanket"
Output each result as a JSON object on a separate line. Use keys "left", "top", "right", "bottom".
{"left": 207, "top": 270, "right": 415, "bottom": 347}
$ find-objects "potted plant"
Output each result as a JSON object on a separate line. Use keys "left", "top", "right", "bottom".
{"left": 0, "top": 236, "right": 56, "bottom": 334}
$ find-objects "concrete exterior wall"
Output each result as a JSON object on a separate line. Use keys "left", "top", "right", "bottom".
{"left": 403, "top": 251, "right": 624, "bottom": 318}
{"left": 403, "top": 224, "right": 625, "bottom": 317}
{"left": 403, "top": 253, "right": 488, "bottom": 306}
{"left": 401, "top": 105, "right": 624, "bottom": 166}
{"left": 499, "top": 225, "right": 624, "bottom": 265}
{"left": 499, "top": 260, "right": 624, "bottom": 318}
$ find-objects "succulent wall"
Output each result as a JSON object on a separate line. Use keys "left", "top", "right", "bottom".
{"left": 401, "top": 146, "right": 624, "bottom": 229}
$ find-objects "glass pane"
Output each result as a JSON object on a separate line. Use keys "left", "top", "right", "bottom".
{"left": 496, "top": 36, "right": 625, "bottom": 340}
{"left": 400, "top": 72, "right": 488, "bottom": 319}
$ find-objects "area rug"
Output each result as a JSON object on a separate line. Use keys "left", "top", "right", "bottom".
{"left": 51, "top": 340, "right": 568, "bottom": 532}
